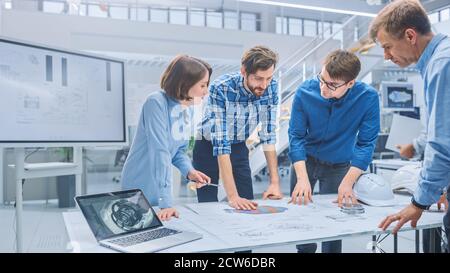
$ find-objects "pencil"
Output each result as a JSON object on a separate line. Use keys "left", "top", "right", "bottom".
{"left": 188, "top": 180, "right": 218, "bottom": 187}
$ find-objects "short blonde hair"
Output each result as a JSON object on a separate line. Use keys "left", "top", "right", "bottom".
{"left": 369, "top": 0, "right": 431, "bottom": 42}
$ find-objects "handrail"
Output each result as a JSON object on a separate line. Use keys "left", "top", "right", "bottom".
{"left": 275, "top": 19, "right": 337, "bottom": 70}
{"left": 278, "top": 15, "right": 357, "bottom": 79}
{"left": 279, "top": 16, "right": 372, "bottom": 104}
{"left": 275, "top": 35, "right": 322, "bottom": 71}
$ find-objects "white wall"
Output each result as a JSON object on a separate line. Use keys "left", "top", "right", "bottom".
{"left": 0, "top": 9, "right": 315, "bottom": 62}
{"left": 2, "top": 9, "right": 329, "bottom": 127}
{"left": 434, "top": 20, "right": 450, "bottom": 36}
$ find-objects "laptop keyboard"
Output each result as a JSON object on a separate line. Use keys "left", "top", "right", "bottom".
{"left": 108, "top": 228, "right": 181, "bottom": 247}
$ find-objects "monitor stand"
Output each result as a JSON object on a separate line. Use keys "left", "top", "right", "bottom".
{"left": 11, "top": 147, "right": 83, "bottom": 253}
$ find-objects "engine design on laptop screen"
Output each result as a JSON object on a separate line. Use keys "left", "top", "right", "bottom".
{"left": 77, "top": 191, "right": 162, "bottom": 240}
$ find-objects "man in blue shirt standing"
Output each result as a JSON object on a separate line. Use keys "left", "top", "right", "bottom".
{"left": 194, "top": 46, "right": 283, "bottom": 210}
{"left": 371, "top": 0, "right": 450, "bottom": 252}
{"left": 288, "top": 49, "right": 380, "bottom": 253}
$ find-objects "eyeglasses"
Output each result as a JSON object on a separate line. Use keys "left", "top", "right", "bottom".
{"left": 317, "top": 73, "right": 350, "bottom": 92}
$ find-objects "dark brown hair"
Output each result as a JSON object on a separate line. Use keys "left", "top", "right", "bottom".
{"left": 160, "top": 55, "right": 212, "bottom": 101}
{"left": 241, "top": 45, "right": 278, "bottom": 74}
{"left": 323, "top": 50, "right": 361, "bottom": 82}
{"left": 369, "top": 0, "right": 431, "bottom": 42}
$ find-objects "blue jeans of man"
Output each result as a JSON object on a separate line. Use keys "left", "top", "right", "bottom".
{"left": 290, "top": 156, "right": 350, "bottom": 253}
{"left": 193, "top": 139, "right": 254, "bottom": 202}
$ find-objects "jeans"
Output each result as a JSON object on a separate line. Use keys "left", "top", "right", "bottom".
{"left": 290, "top": 156, "right": 350, "bottom": 253}
{"left": 193, "top": 139, "right": 254, "bottom": 202}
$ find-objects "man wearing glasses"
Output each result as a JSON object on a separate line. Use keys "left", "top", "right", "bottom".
{"left": 288, "top": 49, "right": 380, "bottom": 253}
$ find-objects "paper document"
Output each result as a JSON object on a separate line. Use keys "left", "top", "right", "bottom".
{"left": 385, "top": 114, "right": 423, "bottom": 152}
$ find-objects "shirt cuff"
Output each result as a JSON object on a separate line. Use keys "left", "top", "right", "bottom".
{"left": 260, "top": 137, "right": 276, "bottom": 145}
{"left": 213, "top": 145, "right": 231, "bottom": 156}
{"left": 351, "top": 159, "right": 369, "bottom": 172}
{"left": 178, "top": 163, "right": 194, "bottom": 181}
{"left": 411, "top": 197, "right": 430, "bottom": 210}
{"left": 288, "top": 150, "right": 306, "bottom": 164}
{"left": 412, "top": 184, "right": 441, "bottom": 207}
{"left": 158, "top": 198, "right": 171, "bottom": 209}
{"left": 158, "top": 185, "right": 172, "bottom": 209}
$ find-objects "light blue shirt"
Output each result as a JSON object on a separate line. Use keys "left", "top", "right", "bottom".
{"left": 414, "top": 33, "right": 450, "bottom": 206}
{"left": 121, "top": 91, "right": 194, "bottom": 208}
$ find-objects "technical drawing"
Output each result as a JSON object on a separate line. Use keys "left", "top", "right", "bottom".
{"left": 224, "top": 206, "right": 288, "bottom": 214}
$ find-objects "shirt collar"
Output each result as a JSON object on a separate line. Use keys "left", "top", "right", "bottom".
{"left": 327, "top": 87, "right": 352, "bottom": 104}
{"left": 416, "top": 33, "right": 447, "bottom": 76}
{"left": 162, "top": 91, "right": 179, "bottom": 105}
{"left": 163, "top": 91, "right": 190, "bottom": 113}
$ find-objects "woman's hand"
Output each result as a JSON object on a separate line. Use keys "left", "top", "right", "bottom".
{"left": 187, "top": 169, "right": 211, "bottom": 188}
{"left": 157, "top": 207, "right": 179, "bottom": 221}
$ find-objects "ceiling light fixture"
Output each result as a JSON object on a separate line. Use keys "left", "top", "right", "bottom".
{"left": 237, "top": 0, "right": 378, "bottom": 17}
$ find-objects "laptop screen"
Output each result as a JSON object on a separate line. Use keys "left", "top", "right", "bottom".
{"left": 75, "top": 190, "right": 163, "bottom": 241}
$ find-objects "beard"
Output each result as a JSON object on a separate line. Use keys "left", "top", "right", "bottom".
{"left": 245, "top": 78, "right": 265, "bottom": 97}
{"left": 251, "top": 88, "right": 265, "bottom": 97}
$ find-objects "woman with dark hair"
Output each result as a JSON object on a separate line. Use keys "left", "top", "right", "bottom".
{"left": 121, "top": 55, "right": 212, "bottom": 221}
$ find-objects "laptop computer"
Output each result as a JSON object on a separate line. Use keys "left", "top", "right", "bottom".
{"left": 75, "top": 189, "right": 202, "bottom": 253}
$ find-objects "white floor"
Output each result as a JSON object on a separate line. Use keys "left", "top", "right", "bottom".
{"left": 0, "top": 171, "right": 441, "bottom": 253}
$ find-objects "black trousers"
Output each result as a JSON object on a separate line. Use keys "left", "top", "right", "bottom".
{"left": 423, "top": 228, "right": 443, "bottom": 253}
{"left": 193, "top": 139, "right": 254, "bottom": 202}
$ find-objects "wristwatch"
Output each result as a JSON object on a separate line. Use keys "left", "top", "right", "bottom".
{"left": 411, "top": 197, "right": 431, "bottom": 210}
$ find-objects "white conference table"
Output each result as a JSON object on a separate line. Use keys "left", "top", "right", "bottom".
{"left": 63, "top": 194, "right": 445, "bottom": 253}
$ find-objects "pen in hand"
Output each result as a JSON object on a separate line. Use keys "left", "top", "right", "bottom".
{"left": 187, "top": 180, "right": 218, "bottom": 191}
{"left": 188, "top": 179, "right": 218, "bottom": 186}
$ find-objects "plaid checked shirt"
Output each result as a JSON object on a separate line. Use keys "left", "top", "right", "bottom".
{"left": 200, "top": 72, "right": 279, "bottom": 156}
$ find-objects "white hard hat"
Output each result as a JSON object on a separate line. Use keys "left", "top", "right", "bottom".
{"left": 353, "top": 173, "right": 396, "bottom": 207}
{"left": 390, "top": 165, "right": 421, "bottom": 195}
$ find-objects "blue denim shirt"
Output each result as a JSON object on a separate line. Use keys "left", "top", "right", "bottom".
{"left": 414, "top": 33, "right": 450, "bottom": 206}
{"left": 288, "top": 78, "right": 380, "bottom": 171}
{"left": 121, "top": 91, "right": 194, "bottom": 208}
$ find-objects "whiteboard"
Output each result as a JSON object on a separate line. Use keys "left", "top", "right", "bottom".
{"left": 0, "top": 37, "right": 126, "bottom": 147}
{"left": 126, "top": 83, "right": 159, "bottom": 127}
